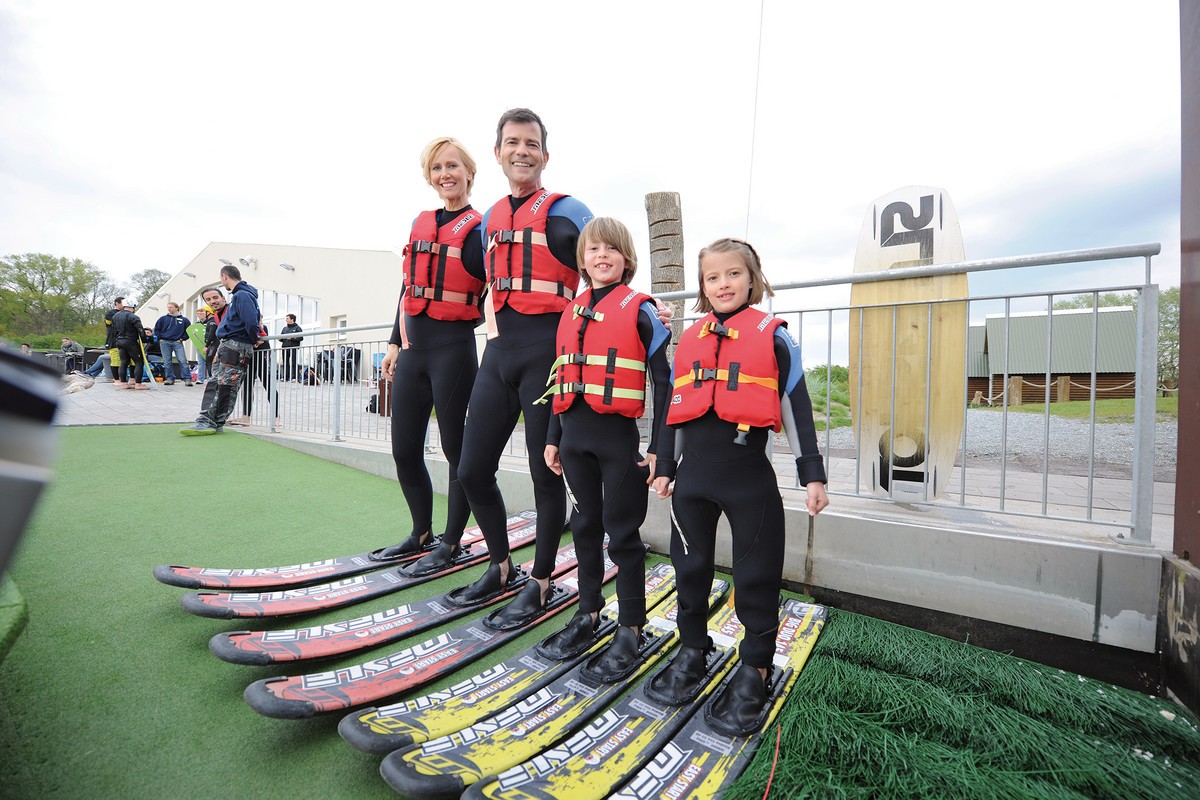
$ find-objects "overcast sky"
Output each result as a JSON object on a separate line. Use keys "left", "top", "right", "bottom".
{"left": 0, "top": 0, "right": 1182, "bottom": 330}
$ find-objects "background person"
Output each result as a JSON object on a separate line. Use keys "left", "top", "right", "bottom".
{"left": 153, "top": 302, "right": 192, "bottom": 385}
{"left": 279, "top": 313, "right": 303, "bottom": 380}
{"left": 59, "top": 337, "right": 84, "bottom": 372}
{"left": 180, "top": 266, "right": 260, "bottom": 435}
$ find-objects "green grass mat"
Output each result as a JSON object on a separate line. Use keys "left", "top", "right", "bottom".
{"left": 0, "top": 575, "right": 29, "bottom": 665}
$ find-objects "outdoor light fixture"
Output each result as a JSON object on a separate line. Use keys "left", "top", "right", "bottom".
{"left": 182, "top": 271, "right": 196, "bottom": 278}
{"left": 279, "top": 262, "right": 295, "bottom": 271}
{"left": 156, "top": 292, "right": 168, "bottom": 298}
{"left": 218, "top": 258, "right": 232, "bottom": 266}
{"left": 239, "top": 256, "right": 257, "bottom": 268}
{"left": 145, "top": 306, "right": 159, "bottom": 312}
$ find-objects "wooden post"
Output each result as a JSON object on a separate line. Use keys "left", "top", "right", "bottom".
{"left": 645, "top": 192, "right": 686, "bottom": 354}
{"left": 1056, "top": 374, "right": 1070, "bottom": 403}
{"left": 1008, "top": 375, "right": 1023, "bottom": 406}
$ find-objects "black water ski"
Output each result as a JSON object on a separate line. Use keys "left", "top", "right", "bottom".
{"left": 339, "top": 563, "right": 679, "bottom": 755}
{"left": 244, "top": 559, "right": 614, "bottom": 719}
{"left": 210, "top": 544, "right": 582, "bottom": 665}
{"left": 153, "top": 514, "right": 500, "bottom": 590}
{"left": 609, "top": 599, "right": 827, "bottom": 800}
{"left": 462, "top": 603, "right": 743, "bottom": 800}
{"left": 180, "top": 518, "right": 538, "bottom": 619}
{"left": 379, "top": 580, "right": 731, "bottom": 800}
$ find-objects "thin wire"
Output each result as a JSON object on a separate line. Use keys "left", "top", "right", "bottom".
{"left": 744, "top": 0, "right": 766, "bottom": 240}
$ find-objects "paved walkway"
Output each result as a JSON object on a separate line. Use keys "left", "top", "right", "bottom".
{"left": 51, "top": 374, "right": 1177, "bottom": 550}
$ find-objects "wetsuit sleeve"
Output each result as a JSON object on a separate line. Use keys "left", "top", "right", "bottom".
{"left": 639, "top": 304, "right": 675, "bottom": 479}
{"left": 546, "top": 412, "right": 562, "bottom": 449}
{"left": 462, "top": 227, "right": 486, "bottom": 282}
{"left": 389, "top": 301, "right": 403, "bottom": 347}
{"left": 547, "top": 197, "right": 594, "bottom": 268}
{"left": 775, "top": 329, "right": 827, "bottom": 486}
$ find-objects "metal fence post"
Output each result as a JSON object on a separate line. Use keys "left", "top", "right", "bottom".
{"left": 1130, "top": 280, "right": 1159, "bottom": 543}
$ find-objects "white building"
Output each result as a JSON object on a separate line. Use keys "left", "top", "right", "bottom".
{"left": 133, "top": 241, "right": 403, "bottom": 358}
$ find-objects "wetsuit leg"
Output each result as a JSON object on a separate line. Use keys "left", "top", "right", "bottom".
{"left": 514, "top": 341, "right": 567, "bottom": 581}
{"left": 426, "top": 338, "right": 477, "bottom": 545}
{"left": 724, "top": 455, "right": 785, "bottom": 669}
{"left": 560, "top": 410, "right": 648, "bottom": 627}
{"left": 667, "top": 456, "right": 721, "bottom": 652}
{"left": 390, "top": 348, "right": 436, "bottom": 541}
{"left": 458, "top": 347, "right": 524, "bottom": 566}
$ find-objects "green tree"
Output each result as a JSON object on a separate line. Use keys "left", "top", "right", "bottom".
{"left": 1158, "top": 286, "right": 1180, "bottom": 389}
{"left": 0, "top": 253, "right": 110, "bottom": 336}
{"left": 1052, "top": 288, "right": 1180, "bottom": 390}
{"left": 127, "top": 268, "right": 171, "bottom": 308}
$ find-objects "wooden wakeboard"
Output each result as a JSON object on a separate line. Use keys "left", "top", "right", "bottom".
{"left": 848, "top": 186, "right": 968, "bottom": 500}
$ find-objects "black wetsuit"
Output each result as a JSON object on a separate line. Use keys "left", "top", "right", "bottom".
{"left": 545, "top": 284, "right": 674, "bottom": 628}
{"left": 457, "top": 195, "right": 590, "bottom": 581}
{"left": 388, "top": 207, "right": 485, "bottom": 546}
{"left": 668, "top": 305, "right": 827, "bottom": 669}
{"left": 110, "top": 309, "right": 145, "bottom": 382}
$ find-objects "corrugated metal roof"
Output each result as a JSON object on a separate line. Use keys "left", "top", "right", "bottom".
{"left": 967, "top": 325, "right": 988, "bottom": 378}
{"left": 983, "top": 308, "right": 1136, "bottom": 374}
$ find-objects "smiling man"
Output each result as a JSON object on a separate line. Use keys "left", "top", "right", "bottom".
{"left": 450, "top": 107, "right": 594, "bottom": 627}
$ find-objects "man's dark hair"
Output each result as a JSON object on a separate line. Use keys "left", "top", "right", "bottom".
{"left": 202, "top": 286, "right": 223, "bottom": 299}
{"left": 495, "top": 107, "right": 547, "bottom": 151}
{"left": 113, "top": 296, "right": 125, "bottom": 305}
{"left": 220, "top": 264, "right": 242, "bottom": 282}
{"left": 286, "top": 314, "right": 296, "bottom": 322}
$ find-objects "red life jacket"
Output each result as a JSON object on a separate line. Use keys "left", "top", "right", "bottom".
{"left": 401, "top": 208, "right": 485, "bottom": 321}
{"left": 546, "top": 286, "right": 651, "bottom": 417}
{"left": 485, "top": 191, "right": 578, "bottom": 316}
{"left": 667, "top": 307, "right": 784, "bottom": 433}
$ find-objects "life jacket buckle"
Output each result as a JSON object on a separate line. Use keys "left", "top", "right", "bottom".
{"left": 693, "top": 367, "right": 719, "bottom": 382}
{"left": 408, "top": 285, "right": 427, "bottom": 299}
{"left": 573, "top": 305, "right": 597, "bottom": 320}
{"left": 495, "top": 276, "right": 514, "bottom": 291}
{"left": 414, "top": 240, "right": 434, "bottom": 254}
{"left": 495, "top": 230, "right": 516, "bottom": 245}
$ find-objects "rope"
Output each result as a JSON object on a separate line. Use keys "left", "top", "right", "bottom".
{"left": 762, "top": 722, "right": 782, "bottom": 799}
{"left": 1158, "top": 385, "right": 1179, "bottom": 393}
{"left": 744, "top": 0, "right": 766, "bottom": 240}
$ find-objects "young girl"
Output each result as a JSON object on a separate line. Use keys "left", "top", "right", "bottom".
{"left": 648, "top": 237, "right": 829, "bottom": 734}
{"left": 537, "top": 217, "right": 673, "bottom": 681}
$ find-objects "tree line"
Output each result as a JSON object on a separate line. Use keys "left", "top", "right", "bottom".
{"left": 0, "top": 254, "right": 169, "bottom": 348}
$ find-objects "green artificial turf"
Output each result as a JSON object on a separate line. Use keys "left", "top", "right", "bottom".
{"left": 0, "top": 576, "right": 29, "bottom": 666}
{"left": 0, "top": 425, "right": 573, "bottom": 799}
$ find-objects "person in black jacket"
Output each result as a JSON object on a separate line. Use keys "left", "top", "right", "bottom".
{"left": 280, "top": 314, "right": 303, "bottom": 380}
{"left": 110, "top": 306, "right": 149, "bottom": 390}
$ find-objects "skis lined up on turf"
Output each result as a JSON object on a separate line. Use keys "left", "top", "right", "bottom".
{"left": 379, "top": 579, "right": 731, "bottom": 800}
{"left": 210, "top": 543, "right": 582, "bottom": 666}
{"left": 180, "top": 517, "right": 539, "bottom": 619}
{"left": 339, "top": 562, "right": 679, "bottom": 756}
{"left": 153, "top": 513, "right": 505, "bottom": 590}
{"left": 610, "top": 599, "right": 827, "bottom": 800}
{"left": 244, "top": 555, "right": 618, "bottom": 720}
{"left": 463, "top": 602, "right": 745, "bottom": 800}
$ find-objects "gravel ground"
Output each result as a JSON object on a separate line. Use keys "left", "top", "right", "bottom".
{"left": 816, "top": 409, "right": 1177, "bottom": 481}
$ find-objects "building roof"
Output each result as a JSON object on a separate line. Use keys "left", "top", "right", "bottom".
{"left": 975, "top": 307, "right": 1137, "bottom": 375}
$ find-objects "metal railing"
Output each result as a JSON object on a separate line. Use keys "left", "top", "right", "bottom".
{"left": 242, "top": 243, "right": 1164, "bottom": 543}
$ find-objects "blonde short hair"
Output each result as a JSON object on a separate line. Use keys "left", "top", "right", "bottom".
{"left": 694, "top": 238, "right": 775, "bottom": 313}
{"left": 576, "top": 217, "right": 638, "bottom": 286}
{"left": 419, "top": 137, "right": 477, "bottom": 195}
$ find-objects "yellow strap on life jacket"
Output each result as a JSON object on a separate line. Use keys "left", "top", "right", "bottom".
{"left": 672, "top": 367, "right": 777, "bottom": 391}
{"left": 698, "top": 321, "right": 738, "bottom": 339}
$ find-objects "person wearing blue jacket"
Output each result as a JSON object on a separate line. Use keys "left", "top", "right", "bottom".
{"left": 180, "top": 265, "right": 261, "bottom": 436}
{"left": 153, "top": 302, "right": 192, "bottom": 385}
